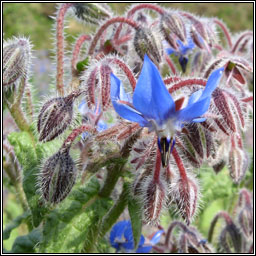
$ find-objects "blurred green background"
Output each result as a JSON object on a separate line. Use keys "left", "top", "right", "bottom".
{"left": 3, "top": 3, "right": 253, "bottom": 50}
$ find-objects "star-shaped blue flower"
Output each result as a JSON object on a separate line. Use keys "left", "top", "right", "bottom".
{"left": 111, "top": 54, "right": 224, "bottom": 167}
{"left": 110, "top": 220, "right": 163, "bottom": 253}
{"left": 166, "top": 37, "right": 195, "bottom": 72}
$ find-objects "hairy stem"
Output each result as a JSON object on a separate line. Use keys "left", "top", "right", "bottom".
{"left": 88, "top": 17, "right": 139, "bottom": 55}
{"left": 214, "top": 19, "right": 232, "bottom": 48}
{"left": 56, "top": 3, "right": 73, "bottom": 96}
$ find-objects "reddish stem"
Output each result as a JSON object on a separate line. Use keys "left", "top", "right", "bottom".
{"left": 214, "top": 19, "right": 232, "bottom": 48}
{"left": 56, "top": 3, "right": 73, "bottom": 96}
{"left": 172, "top": 147, "right": 188, "bottom": 183}
{"left": 106, "top": 57, "right": 136, "bottom": 90}
{"left": 127, "top": 3, "right": 165, "bottom": 17}
{"left": 62, "top": 125, "right": 96, "bottom": 150}
{"left": 168, "top": 79, "right": 207, "bottom": 94}
{"left": 231, "top": 31, "right": 253, "bottom": 54}
{"left": 153, "top": 148, "right": 162, "bottom": 183}
{"left": 164, "top": 54, "right": 177, "bottom": 75}
{"left": 164, "top": 76, "right": 181, "bottom": 85}
{"left": 208, "top": 211, "right": 233, "bottom": 242}
{"left": 88, "top": 17, "right": 139, "bottom": 55}
{"left": 71, "top": 34, "right": 91, "bottom": 70}
{"left": 238, "top": 188, "right": 252, "bottom": 207}
{"left": 241, "top": 96, "right": 253, "bottom": 103}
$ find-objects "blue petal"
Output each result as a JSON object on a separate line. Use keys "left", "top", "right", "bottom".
{"left": 97, "top": 120, "right": 108, "bottom": 132}
{"left": 150, "top": 230, "right": 164, "bottom": 245}
{"left": 136, "top": 245, "right": 153, "bottom": 253}
{"left": 138, "top": 235, "right": 145, "bottom": 246}
{"left": 177, "top": 38, "right": 195, "bottom": 55}
{"left": 133, "top": 54, "right": 175, "bottom": 124}
{"left": 166, "top": 47, "right": 176, "bottom": 55}
{"left": 177, "top": 67, "right": 224, "bottom": 122}
{"left": 110, "top": 220, "right": 129, "bottom": 247}
{"left": 187, "top": 89, "right": 203, "bottom": 105}
{"left": 192, "top": 117, "right": 206, "bottom": 123}
{"left": 177, "top": 96, "right": 211, "bottom": 122}
{"left": 110, "top": 73, "right": 150, "bottom": 127}
{"left": 201, "top": 67, "right": 224, "bottom": 99}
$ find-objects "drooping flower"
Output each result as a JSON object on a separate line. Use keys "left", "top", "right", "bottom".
{"left": 111, "top": 54, "right": 224, "bottom": 167}
{"left": 109, "top": 220, "right": 163, "bottom": 253}
{"left": 166, "top": 37, "right": 195, "bottom": 72}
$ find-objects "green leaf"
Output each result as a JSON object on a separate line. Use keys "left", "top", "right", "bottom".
{"left": 7, "top": 131, "right": 57, "bottom": 227}
{"left": 76, "top": 56, "right": 90, "bottom": 72}
{"left": 128, "top": 197, "right": 143, "bottom": 250}
{"left": 10, "top": 228, "right": 42, "bottom": 253}
{"left": 40, "top": 177, "right": 113, "bottom": 253}
{"left": 3, "top": 211, "right": 31, "bottom": 240}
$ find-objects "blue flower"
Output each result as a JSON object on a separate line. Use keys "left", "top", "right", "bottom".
{"left": 110, "top": 220, "right": 163, "bottom": 253}
{"left": 78, "top": 100, "right": 108, "bottom": 139}
{"left": 110, "top": 54, "right": 224, "bottom": 167}
{"left": 166, "top": 37, "right": 195, "bottom": 73}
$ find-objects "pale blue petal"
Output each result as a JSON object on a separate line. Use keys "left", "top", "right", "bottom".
{"left": 178, "top": 67, "right": 224, "bottom": 122}
{"left": 177, "top": 97, "right": 211, "bottom": 122}
{"left": 201, "top": 67, "right": 224, "bottom": 99}
{"left": 111, "top": 73, "right": 150, "bottom": 127}
{"left": 133, "top": 55, "right": 175, "bottom": 124}
{"left": 150, "top": 230, "right": 164, "bottom": 245}
{"left": 192, "top": 117, "right": 206, "bottom": 123}
{"left": 166, "top": 47, "right": 176, "bottom": 55}
{"left": 136, "top": 245, "right": 153, "bottom": 253}
{"left": 187, "top": 89, "right": 203, "bottom": 105}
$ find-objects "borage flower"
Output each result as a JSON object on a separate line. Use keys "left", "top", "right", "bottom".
{"left": 166, "top": 37, "right": 195, "bottom": 72}
{"left": 110, "top": 220, "right": 163, "bottom": 253}
{"left": 111, "top": 54, "right": 224, "bottom": 167}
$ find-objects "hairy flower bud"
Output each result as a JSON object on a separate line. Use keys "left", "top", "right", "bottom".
{"left": 100, "top": 64, "right": 112, "bottom": 110}
{"left": 3, "top": 37, "right": 31, "bottom": 87}
{"left": 39, "top": 148, "right": 76, "bottom": 204}
{"left": 143, "top": 176, "right": 167, "bottom": 225}
{"left": 160, "top": 12, "right": 187, "bottom": 50}
{"left": 170, "top": 173, "right": 199, "bottom": 225}
{"left": 134, "top": 27, "right": 162, "bottom": 65}
{"left": 72, "top": 3, "right": 111, "bottom": 25}
{"left": 38, "top": 92, "right": 78, "bottom": 142}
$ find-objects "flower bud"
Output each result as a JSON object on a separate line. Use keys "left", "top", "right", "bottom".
{"left": 72, "top": 3, "right": 111, "bottom": 25}
{"left": 143, "top": 177, "right": 167, "bottom": 225}
{"left": 134, "top": 27, "right": 162, "bottom": 65}
{"left": 3, "top": 37, "right": 31, "bottom": 87}
{"left": 39, "top": 149, "right": 76, "bottom": 204}
{"left": 170, "top": 173, "right": 199, "bottom": 225}
{"left": 160, "top": 12, "right": 187, "bottom": 50}
{"left": 37, "top": 92, "right": 77, "bottom": 142}
{"left": 100, "top": 64, "right": 112, "bottom": 110}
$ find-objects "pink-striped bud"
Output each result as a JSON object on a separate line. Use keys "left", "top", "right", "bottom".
{"left": 134, "top": 27, "right": 162, "bottom": 65}
{"left": 228, "top": 134, "right": 249, "bottom": 184}
{"left": 143, "top": 176, "right": 167, "bottom": 225}
{"left": 39, "top": 148, "right": 76, "bottom": 204}
{"left": 37, "top": 92, "right": 78, "bottom": 142}
{"left": 100, "top": 64, "right": 112, "bottom": 110}
{"left": 160, "top": 12, "right": 187, "bottom": 50}
{"left": 170, "top": 173, "right": 199, "bottom": 225}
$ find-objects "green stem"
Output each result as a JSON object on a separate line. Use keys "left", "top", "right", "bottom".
{"left": 82, "top": 181, "right": 128, "bottom": 252}
{"left": 98, "top": 157, "right": 127, "bottom": 198}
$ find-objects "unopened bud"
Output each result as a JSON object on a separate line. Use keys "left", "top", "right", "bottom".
{"left": 143, "top": 176, "right": 167, "bottom": 225}
{"left": 171, "top": 174, "right": 199, "bottom": 225}
{"left": 3, "top": 37, "right": 31, "bottom": 87}
{"left": 72, "top": 3, "right": 111, "bottom": 25}
{"left": 38, "top": 92, "right": 78, "bottom": 142}
{"left": 160, "top": 12, "right": 187, "bottom": 50}
{"left": 134, "top": 27, "right": 162, "bottom": 65}
{"left": 39, "top": 149, "right": 76, "bottom": 204}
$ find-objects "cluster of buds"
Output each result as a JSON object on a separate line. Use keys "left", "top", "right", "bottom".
{"left": 5, "top": 3, "right": 251, "bottom": 224}
{"left": 208, "top": 189, "right": 253, "bottom": 253}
